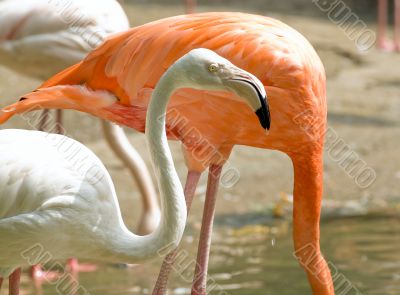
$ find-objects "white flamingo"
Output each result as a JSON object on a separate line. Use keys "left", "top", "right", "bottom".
{"left": 0, "top": 48, "right": 267, "bottom": 295}
{"left": 0, "top": 123, "right": 186, "bottom": 295}
{"left": 0, "top": 0, "right": 160, "bottom": 234}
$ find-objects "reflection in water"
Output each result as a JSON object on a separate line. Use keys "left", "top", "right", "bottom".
{"left": 4, "top": 216, "right": 399, "bottom": 295}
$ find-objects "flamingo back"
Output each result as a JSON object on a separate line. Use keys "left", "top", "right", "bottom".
{"left": 0, "top": 0, "right": 129, "bottom": 79}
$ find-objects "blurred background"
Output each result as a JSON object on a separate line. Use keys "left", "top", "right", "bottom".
{"left": 0, "top": 0, "right": 399, "bottom": 294}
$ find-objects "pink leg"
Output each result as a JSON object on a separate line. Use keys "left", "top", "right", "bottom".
{"left": 0, "top": 277, "right": 3, "bottom": 290}
{"left": 38, "top": 110, "right": 63, "bottom": 133}
{"left": 395, "top": 0, "right": 400, "bottom": 50}
{"left": 66, "top": 258, "right": 97, "bottom": 274}
{"left": 377, "top": 0, "right": 395, "bottom": 51}
{"left": 56, "top": 109, "right": 63, "bottom": 134}
{"left": 184, "top": 0, "right": 196, "bottom": 14}
{"left": 9, "top": 268, "right": 21, "bottom": 295}
{"left": 152, "top": 170, "right": 202, "bottom": 295}
{"left": 191, "top": 165, "right": 222, "bottom": 295}
{"left": 30, "top": 264, "right": 61, "bottom": 289}
{"left": 38, "top": 110, "right": 49, "bottom": 131}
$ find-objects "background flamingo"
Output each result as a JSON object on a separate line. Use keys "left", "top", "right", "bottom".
{"left": 184, "top": 0, "right": 197, "bottom": 14}
{"left": 0, "top": 13, "right": 333, "bottom": 294}
{"left": 377, "top": 0, "right": 400, "bottom": 51}
{"left": 0, "top": 0, "right": 160, "bottom": 234}
{"left": 0, "top": 48, "right": 266, "bottom": 295}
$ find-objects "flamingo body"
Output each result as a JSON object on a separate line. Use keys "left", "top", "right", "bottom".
{"left": 0, "top": 128, "right": 181, "bottom": 281}
{"left": 12, "top": 12, "right": 325, "bottom": 156}
{"left": 0, "top": 0, "right": 129, "bottom": 79}
{"left": 0, "top": 129, "right": 126, "bottom": 278}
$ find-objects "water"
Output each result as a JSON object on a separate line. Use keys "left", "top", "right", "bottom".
{"left": 7, "top": 216, "right": 400, "bottom": 295}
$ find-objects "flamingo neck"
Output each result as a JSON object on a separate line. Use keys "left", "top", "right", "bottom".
{"left": 103, "top": 65, "right": 186, "bottom": 262}
{"left": 101, "top": 121, "right": 159, "bottom": 213}
{"left": 145, "top": 70, "right": 187, "bottom": 250}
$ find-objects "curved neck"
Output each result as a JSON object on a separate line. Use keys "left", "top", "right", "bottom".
{"left": 145, "top": 71, "right": 186, "bottom": 248}
{"left": 103, "top": 66, "right": 186, "bottom": 262}
{"left": 101, "top": 121, "right": 159, "bottom": 214}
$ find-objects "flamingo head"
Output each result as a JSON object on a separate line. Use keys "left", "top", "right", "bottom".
{"left": 172, "top": 48, "right": 271, "bottom": 130}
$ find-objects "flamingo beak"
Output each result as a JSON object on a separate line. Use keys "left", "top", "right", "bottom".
{"left": 225, "top": 73, "right": 271, "bottom": 130}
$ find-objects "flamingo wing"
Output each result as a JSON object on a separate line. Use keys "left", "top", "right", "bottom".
{"left": 0, "top": 129, "right": 123, "bottom": 276}
{"left": 82, "top": 12, "right": 322, "bottom": 106}
{"left": 0, "top": 12, "right": 326, "bottom": 148}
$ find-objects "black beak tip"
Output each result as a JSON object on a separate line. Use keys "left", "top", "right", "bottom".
{"left": 234, "top": 78, "right": 271, "bottom": 130}
{"left": 256, "top": 108, "right": 270, "bottom": 130}
{"left": 255, "top": 95, "right": 271, "bottom": 130}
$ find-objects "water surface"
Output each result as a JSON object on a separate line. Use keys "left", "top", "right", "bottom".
{"left": 9, "top": 215, "right": 400, "bottom": 295}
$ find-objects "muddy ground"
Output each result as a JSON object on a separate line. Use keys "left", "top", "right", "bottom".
{"left": 0, "top": 2, "right": 399, "bottom": 230}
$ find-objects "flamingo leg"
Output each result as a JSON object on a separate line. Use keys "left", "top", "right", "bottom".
{"left": 395, "top": 0, "right": 400, "bottom": 50}
{"left": 56, "top": 109, "right": 63, "bottom": 134}
{"left": 184, "top": 0, "right": 196, "bottom": 14}
{"left": 67, "top": 258, "right": 79, "bottom": 274}
{"left": 191, "top": 165, "right": 222, "bottom": 295}
{"left": 30, "top": 264, "right": 61, "bottom": 286}
{"left": 0, "top": 277, "right": 3, "bottom": 290}
{"left": 38, "top": 110, "right": 50, "bottom": 131}
{"left": 290, "top": 152, "right": 334, "bottom": 295}
{"left": 9, "top": 268, "right": 21, "bottom": 295}
{"left": 377, "top": 0, "right": 395, "bottom": 50}
{"left": 152, "top": 170, "right": 201, "bottom": 295}
{"left": 38, "top": 110, "right": 63, "bottom": 133}
{"left": 66, "top": 258, "right": 97, "bottom": 274}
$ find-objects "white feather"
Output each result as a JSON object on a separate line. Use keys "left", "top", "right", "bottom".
{"left": 0, "top": 111, "right": 186, "bottom": 276}
{"left": 0, "top": 0, "right": 129, "bottom": 78}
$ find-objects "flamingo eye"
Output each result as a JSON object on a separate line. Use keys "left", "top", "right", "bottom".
{"left": 208, "top": 63, "right": 219, "bottom": 73}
